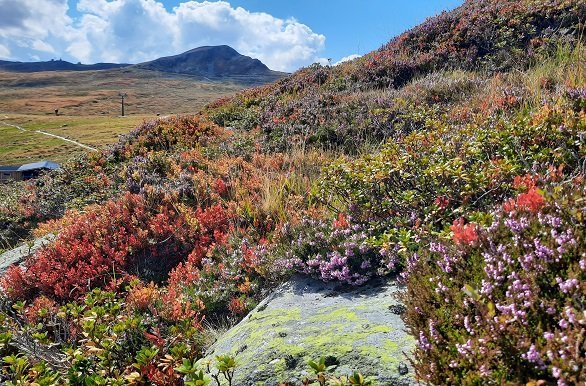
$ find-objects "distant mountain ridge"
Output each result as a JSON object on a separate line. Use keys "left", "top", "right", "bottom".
{"left": 0, "top": 59, "right": 128, "bottom": 72}
{"left": 0, "top": 46, "right": 286, "bottom": 81}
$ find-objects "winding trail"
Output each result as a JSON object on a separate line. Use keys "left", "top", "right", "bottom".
{"left": 0, "top": 121, "right": 97, "bottom": 152}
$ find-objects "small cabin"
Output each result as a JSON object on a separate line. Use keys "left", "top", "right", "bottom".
{"left": 0, "top": 161, "right": 60, "bottom": 182}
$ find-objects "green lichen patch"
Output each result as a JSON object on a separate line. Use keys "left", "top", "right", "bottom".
{"left": 205, "top": 276, "right": 415, "bottom": 385}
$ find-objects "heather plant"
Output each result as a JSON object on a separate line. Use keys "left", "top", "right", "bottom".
{"left": 274, "top": 215, "right": 393, "bottom": 285}
{"left": 356, "top": 0, "right": 585, "bottom": 88}
{"left": 318, "top": 98, "right": 585, "bottom": 256}
{"left": 404, "top": 177, "right": 585, "bottom": 384}
{"left": 110, "top": 115, "right": 223, "bottom": 161}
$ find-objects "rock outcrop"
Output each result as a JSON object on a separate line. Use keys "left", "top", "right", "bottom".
{"left": 205, "top": 275, "right": 415, "bottom": 385}
{"left": 0, "top": 235, "right": 54, "bottom": 276}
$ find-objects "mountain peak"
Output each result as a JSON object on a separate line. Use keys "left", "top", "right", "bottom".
{"left": 134, "top": 45, "right": 278, "bottom": 78}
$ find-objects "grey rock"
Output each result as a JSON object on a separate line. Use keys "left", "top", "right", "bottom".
{"left": 205, "top": 275, "right": 415, "bottom": 386}
{"left": 0, "top": 235, "right": 54, "bottom": 276}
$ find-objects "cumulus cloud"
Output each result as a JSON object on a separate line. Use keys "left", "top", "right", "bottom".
{"left": 0, "top": 0, "right": 326, "bottom": 71}
{"left": 0, "top": 0, "right": 76, "bottom": 61}
{"left": 335, "top": 54, "right": 361, "bottom": 65}
{"left": 31, "top": 39, "right": 55, "bottom": 53}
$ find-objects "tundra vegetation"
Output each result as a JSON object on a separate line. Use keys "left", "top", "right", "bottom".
{"left": 0, "top": 0, "right": 585, "bottom": 384}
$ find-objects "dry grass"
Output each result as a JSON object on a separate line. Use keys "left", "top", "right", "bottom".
{"left": 258, "top": 148, "right": 332, "bottom": 222}
{"left": 0, "top": 68, "right": 248, "bottom": 116}
{"left": 0, "top": 67, "right": 254, "bottom": 165}
{"left": 519, "top": 43, "right": 585, "bottom": 107}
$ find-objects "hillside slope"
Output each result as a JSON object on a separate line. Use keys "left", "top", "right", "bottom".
{"left": 204, "top": 0, "right": 585, "bottom": 151}
{"left": 0, "top": 0, "right": 584, "bottom": 384}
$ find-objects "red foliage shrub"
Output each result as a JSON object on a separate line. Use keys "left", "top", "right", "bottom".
{"left": 434, "top": 196, "right": 450, "bottom": 210}
{"left": 333, "top": 213, "right": 350, "bottom": 229}
{"left": 228, "top": 297, "right": 247, "bottom": 316}
{"left": 213, "top": 178, "right": 228, "bottom": 196}
{"left": 504, "top": 188, "right": 546, "bottom": 214}
{"left": 24, "top": 295, "right": 56, "bottom": 324}
{"left": 1, "top": 266, "right": 30, "bottom": 300}
{"left": 161, "top": 287, "right": 205, "bottom": 324}
{"left": 2, "top": 193, "right": 200, "bottom": 301}
{"left": 450, "top": 218, "right": 479, "bottom": 246}
{"left": 126, "top": 282, "right": 158, "bottom": 312}
{"left": 513, "top": 174, "right": 538, "bottom": 190}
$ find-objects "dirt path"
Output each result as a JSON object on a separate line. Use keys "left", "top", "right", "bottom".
{"left": 0, "top": 121, "right": 97, "bottom": 152}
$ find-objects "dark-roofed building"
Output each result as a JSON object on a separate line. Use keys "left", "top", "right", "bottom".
{"left": 0, "top": 161, "right": 59, "bottom": 182}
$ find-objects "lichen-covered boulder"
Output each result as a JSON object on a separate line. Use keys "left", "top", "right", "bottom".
{"left": 205, "top": 275, "right": 415, "bottom": 385}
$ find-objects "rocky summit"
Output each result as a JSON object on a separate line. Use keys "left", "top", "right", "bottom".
{"left": 134, "top": 45, "right": 284, "bottom": 79}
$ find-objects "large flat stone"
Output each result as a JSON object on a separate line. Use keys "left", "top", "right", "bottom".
{"left": 0, "top": 235, "right": 54, "bottom": 276}
{"left": 205, "top": 275, "right": 415, "bottom": 386}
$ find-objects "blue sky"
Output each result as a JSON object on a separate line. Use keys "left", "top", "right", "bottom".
{"left": 1, "top": 0, "right": 463, "bottom": 72}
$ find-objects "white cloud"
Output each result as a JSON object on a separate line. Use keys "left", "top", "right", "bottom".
{"left": 315, "top": 57, "right": 331, "bottom": 66}
{"left": 0, "top": 43, "right": 10, "bottom": 59}
{"left": 0, "top": 0, "right": 77, "bottom": 60}
{"left": 335, "top": 54, "right": 361, "bottom": 65}
{"left": 172, "top": 2, "right": 325, "bottom": 71}
{"left": 0, "top": 0, "right": 326, "bottom": 71}
{"left": 31, "top": 39, "right": 55, "bottom": 53}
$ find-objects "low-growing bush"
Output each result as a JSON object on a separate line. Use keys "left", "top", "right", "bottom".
{"left": 1, "top": 193, "right": 218, "bottom": 301}
{"left": 404, "top": 176, "right": 585, "bottom": 384}
{"left": 274, "top": 215, "right": 392, "bottom": 285}
{"left": 319, "top": 99, "right": 585, "bottom": 255}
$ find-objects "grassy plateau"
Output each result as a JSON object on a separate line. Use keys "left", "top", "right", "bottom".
{"left": 0, "top": 67, "right": 253, "bottom": 165}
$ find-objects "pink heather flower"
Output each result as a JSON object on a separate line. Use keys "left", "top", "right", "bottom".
{"left": 429, "top": 319, "right": 439, "bottom": 341}
{"left": 505, "top": 216, "right": 530, "bottom": 233}
{"left": 533, "top": 239, "right": 554, "bottom": 260}
{"left": 552, "top": 366, "right": 562, "bottom": 378}
{"left": 480, "top": 279, "right": 494, "bottom": 295}
{"left": 456, "top": 339, "right": 473, "bottom": 357}
{"left": 544, "top": 332, "right": 554, "bottom": 340}
{"left": 564, "top": 307, "right": 577, "bottom": 324}
{"left": 464, "top": 316, "right": 474, "bottom": 335}
{"left": 546, "top": 306, "right": 556, "bottom": 315}
{"left": 418, "top": 331, "right": 431, "bottom": 351}
{"left": 556, "top": 277, "right": 579, "bottom": 293}
{"left": 538, "top": 213, "right": 562, "bottom": 228}
{"left": 524, "top": 345, "right": 541, "bottom": 363}
{"left": 435, "top": 280, "right": 448, "bottom": 294}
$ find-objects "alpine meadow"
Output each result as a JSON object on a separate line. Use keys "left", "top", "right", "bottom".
{"left": 0, "top": 0, "right": 585, "bottom": 385}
